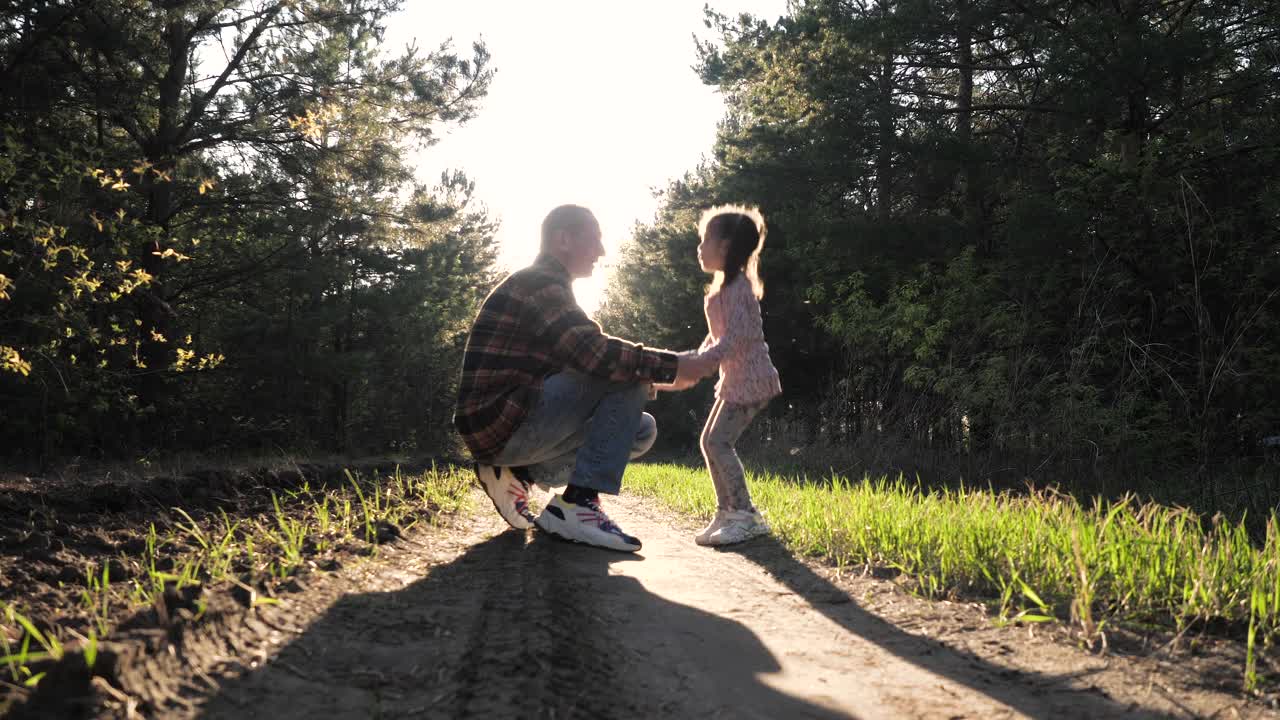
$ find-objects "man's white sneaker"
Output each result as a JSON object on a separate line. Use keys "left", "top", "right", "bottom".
{"left": 475, "top": 464, "right": 535, "bottom": 529}
{"left": 703, "top": 509, "right": 770, "bottom": 546}
{"left": 535, "top": 494, "right": 641, "bottom": 552}
{"left": 694, "top": 509, "right": 731, "bottom": 546}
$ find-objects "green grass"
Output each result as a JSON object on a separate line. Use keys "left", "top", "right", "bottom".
{"left": 0, "top": 464, "right": 472, "bottom": 695}
{"left": 625, "top": 462, "right": 1280, "bottom": 691}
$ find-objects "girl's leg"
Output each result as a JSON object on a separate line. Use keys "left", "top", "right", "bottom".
{"left": 700, "top": 399, "right": 767, "bottom": 512}
{"left": 699, "top": 398, "right": 729, "bottom": 509}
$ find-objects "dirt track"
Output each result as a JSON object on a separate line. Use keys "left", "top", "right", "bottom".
{"left": 180, "top": 491, "right": 1268, "bottom": 719}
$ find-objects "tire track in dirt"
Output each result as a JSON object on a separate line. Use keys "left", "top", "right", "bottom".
{"left": 442, "top": 526, "right": 624, "bottom": 719}
{"left": 187, "top": 491, "right": 1269, "bottom": 719}
{"left": 196, "top": 505, "right": 647, "bottom": 719}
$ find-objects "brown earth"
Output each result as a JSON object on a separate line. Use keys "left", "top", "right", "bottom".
{"left": 4, "top": 480, "right": 1278, "bottom": 719}
{"left": 0, "top": 459, "right": 437, "bottom": 652}
{"left": 0, "top": 460, "right": 445, "bottom": 718}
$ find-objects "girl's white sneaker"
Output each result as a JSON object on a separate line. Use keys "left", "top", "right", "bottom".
{"left": 704, "top": 509, "right": 770, "bottom": 546}
{"left": 694, "top": 509, "right": 731, "bottom": 546}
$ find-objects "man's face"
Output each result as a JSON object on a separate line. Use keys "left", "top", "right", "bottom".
{"left": 560, "top": 221, "right": 605, "bottom": 279}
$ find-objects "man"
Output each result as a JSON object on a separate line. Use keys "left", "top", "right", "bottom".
{"left": 453, "top": 205, "right": 713, "bottom": 551}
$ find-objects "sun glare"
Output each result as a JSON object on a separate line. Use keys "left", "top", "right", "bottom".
{"left": 384, "top": 1, "right": 789, "bottom": 316}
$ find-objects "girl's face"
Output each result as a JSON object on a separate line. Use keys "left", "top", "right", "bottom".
{"left": 697, "top": 232, "right": 727, "bottom": 272}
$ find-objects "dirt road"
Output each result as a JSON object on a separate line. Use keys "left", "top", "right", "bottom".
{"left": 193, "top": 492, "right": 1266, "bottom": 719}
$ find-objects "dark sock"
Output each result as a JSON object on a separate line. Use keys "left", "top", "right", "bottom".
{"left": 562, "top": 484, "right": 598, "bottom": 506}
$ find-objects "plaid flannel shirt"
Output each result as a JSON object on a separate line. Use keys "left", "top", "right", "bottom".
{"left": 453, "top": 254, "right": 679, "bottom": 462}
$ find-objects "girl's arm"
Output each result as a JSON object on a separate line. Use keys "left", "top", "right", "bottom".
{"left": 697, "top": 282, "right": 749, "bottom": 364}
{"left": 698, "top": 332, "right": 713, "bottom": 352}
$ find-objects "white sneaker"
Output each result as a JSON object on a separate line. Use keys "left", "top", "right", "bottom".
{"left": 535, "top": 494, "right": 641, "bottom": 552}
{"left": 475, "top": 464, "right": 534, "bottom": 529}
{"left": 704, "top": 509, "right": 770, "bottom": 546}
{"left": 694, "top": 509, "right": 731, "bottom": 546}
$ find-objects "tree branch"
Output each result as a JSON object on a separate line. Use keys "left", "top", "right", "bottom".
{"left": 178, "top": 0, "right": 288, "bottom": 145}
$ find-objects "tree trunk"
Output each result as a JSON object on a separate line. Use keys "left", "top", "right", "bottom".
{"left": 955, "top": 0, "right": 985, "bottom": 252}
{"left": 875, "top": 0, "right": 895, "bottom": 221}
{"left": 137, "top": 18, "right": 190, "bottom": 421}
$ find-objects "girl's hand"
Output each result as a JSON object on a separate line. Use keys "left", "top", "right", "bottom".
{"left": 676, "top": 350, "right": 716, "bottom": 379}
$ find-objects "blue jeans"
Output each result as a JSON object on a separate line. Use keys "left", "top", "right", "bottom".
{"left": 489, "top": 370, "right": 656, "bottom": 495}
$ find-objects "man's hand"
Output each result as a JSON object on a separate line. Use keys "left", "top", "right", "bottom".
{"left": 655, "top": 376, "right": 697, "bottom": 392}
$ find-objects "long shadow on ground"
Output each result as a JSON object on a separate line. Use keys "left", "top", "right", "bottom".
{"left": 198, "top": 530, "right": 847, "bottom": 720}
{"left": 719, "top": 536, "right": 1174, "bottom": 719}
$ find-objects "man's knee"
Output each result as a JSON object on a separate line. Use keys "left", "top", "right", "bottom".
{"left": 631, "top": 412, "right": 657, "bottom": 458}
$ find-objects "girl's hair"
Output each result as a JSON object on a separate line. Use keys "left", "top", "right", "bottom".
{"left": 698, "top": 204, "right": 767, "bottom": 299}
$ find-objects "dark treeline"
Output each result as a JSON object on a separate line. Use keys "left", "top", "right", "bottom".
{"left": 1, "top": 0, "right": 497, "bottom": 462}
{"left": 4, "top": 1, "right": 1279, "bottom": 505}
{"left": 601, "top": 0, "right": 1280, "bottom": 500}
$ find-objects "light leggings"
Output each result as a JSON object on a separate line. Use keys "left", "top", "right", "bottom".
{"left": 699, "top": 397, "right": 769, "bottom": 512}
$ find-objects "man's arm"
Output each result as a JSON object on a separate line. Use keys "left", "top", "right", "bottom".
{"left": 532, "top": 282, "right": 679, "bottom": 384}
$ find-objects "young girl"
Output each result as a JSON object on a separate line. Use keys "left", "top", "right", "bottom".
{"left": 667, "top": 204, "right": 782, "bottom": 546}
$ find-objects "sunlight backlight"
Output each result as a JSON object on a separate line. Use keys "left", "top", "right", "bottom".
{"left": 384, "top": 1, "right": 788, "bottom": 314}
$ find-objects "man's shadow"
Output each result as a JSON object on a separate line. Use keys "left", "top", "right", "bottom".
{"left": 198, "top": 530, "right": 850, "bottom": 719}
{"left": 717, "top": 536, "right": 1176, "bottom": 719}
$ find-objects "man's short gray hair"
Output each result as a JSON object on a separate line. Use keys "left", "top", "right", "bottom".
{"left": 540, "top": 205, "right": 597, "bottom": 251}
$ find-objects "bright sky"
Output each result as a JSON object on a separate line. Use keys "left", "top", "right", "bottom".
{"left": 384, "top": 1, "right": 788, "bottom": 313}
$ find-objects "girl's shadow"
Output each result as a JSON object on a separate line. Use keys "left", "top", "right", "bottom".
{"left": 715, "top": 535, "right": 1175, "bottom": 719}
